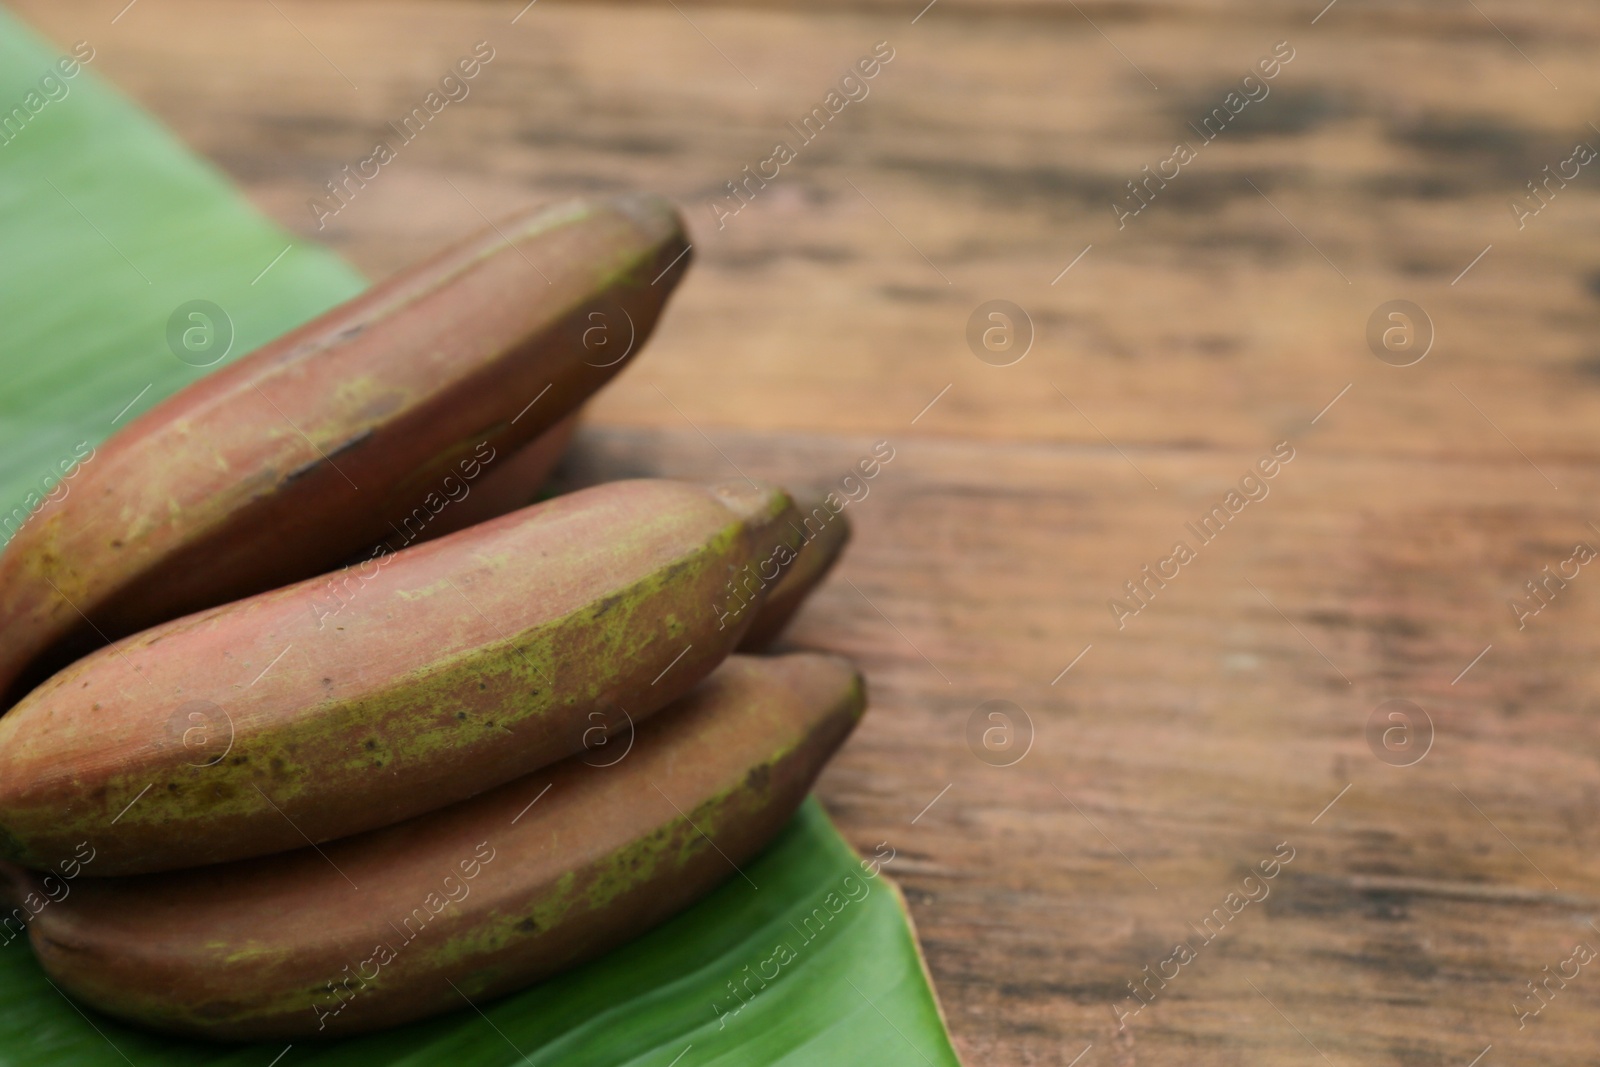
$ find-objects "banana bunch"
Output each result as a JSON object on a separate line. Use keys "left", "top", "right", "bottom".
{"left": 0, "top": 196, "right": 859, "bottom": 1041}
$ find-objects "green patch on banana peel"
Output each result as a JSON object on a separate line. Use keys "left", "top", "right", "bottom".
{"left": 101, "top": 520, "right": 749, "bottom": 834}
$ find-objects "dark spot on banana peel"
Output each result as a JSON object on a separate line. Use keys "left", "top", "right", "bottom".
{"left": 282, "top": 429, "right": 373, "bottom": 485}
{"left": 325, "top": 428, "right": 373, "bottom": 460}
{"left": 282, "top": 459, "right": 322, "bottom": 486}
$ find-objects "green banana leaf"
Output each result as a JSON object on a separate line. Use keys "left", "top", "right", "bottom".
{"left": 0, "top": 10, "right": 960, "bottom": 1066}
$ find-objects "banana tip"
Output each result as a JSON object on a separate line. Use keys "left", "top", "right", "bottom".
{"left": 607, "top": 193, "right": 688, "bottom": 254}
{"left": 709, "top": 481, "right": 793, "bottom": 528}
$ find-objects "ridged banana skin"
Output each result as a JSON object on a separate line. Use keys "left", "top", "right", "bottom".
{"left": 0, "top": 479, "right": 799, "bottom": 876}
{"left": 10, "top": 652, "right": 865, "bottom": 1041}
{"left": 0, "top": 195, "right": 691, "bottom": 705}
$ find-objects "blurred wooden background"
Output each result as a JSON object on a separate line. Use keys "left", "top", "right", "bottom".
{"left": 13, "top": 0, "right": 1600, "bottom": 1062}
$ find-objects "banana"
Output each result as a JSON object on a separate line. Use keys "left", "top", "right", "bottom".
{"left": 0, "top": 652, "right": 865, "bottom": 1041}
{"left": 740, "top": 487, "right": 852, "bottom": 651}
{"left": 0, "top": 479, "right": 799, "bottom": 876}
{"left": 0, "top": 195, "right": 690, "bottom": 705}
{"left": 413, "top": 454, "right": 850, "bottom": 652}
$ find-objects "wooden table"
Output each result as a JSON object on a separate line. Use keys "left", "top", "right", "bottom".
{"left": 14, "top": 0, "right": 1600, "bottom": 1062}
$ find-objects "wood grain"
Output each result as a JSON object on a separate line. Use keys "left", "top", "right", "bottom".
{"left": 12, "top": 0, "right": 1600, "bottom": 1062}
